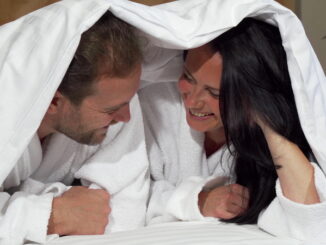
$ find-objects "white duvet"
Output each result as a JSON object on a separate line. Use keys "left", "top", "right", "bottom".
{"left": 1, "top": 0, "right": 325, "bottom": 186}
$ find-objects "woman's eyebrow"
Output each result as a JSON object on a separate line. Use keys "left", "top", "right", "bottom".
{"left": 184, "top": 65, "right": 220, "bottom": 91}
{"left": 205, "top": 85, "right": 220, "bottom": 92}
{"left": 184, "top": 65, "right": 198, "bottom": 83}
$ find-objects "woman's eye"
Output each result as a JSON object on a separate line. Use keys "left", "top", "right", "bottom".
{"left": 182, "top": 73, "right": 194, "bottom": 83}
{"left": 208, "top": 89, "right": 220, "bottom": 99}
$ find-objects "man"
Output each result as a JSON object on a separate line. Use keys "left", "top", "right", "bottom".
{"left": 0, "top": 3, "right": 147, "bottom": 244}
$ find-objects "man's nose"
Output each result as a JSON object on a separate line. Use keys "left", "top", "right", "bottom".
{"left": 114, "top": 104, "right": 131, "bottom": 123}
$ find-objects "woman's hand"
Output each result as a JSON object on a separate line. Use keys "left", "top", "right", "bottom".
{"left": 198, "top": 184, "right": 249, "bottom": 219}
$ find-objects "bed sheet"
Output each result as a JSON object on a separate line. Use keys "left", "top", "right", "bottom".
{"left": 40, "top": 221, "right": 301, "bottom": 245}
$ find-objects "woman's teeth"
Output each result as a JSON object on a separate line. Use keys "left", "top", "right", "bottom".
{"left": 190, "top": 110, "right": 213, "bottom": 117}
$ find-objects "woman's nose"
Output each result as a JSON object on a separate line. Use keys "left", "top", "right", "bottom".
{"left": 180, "top": 82, "right": 204, "bottom": 108}
{"left": 183, "top": 88, "right": 204, "bottom": 108}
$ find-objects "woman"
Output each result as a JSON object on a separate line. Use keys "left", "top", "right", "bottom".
{"left": 179, "top": 17, "right": 319, "bottom": 224}
{"left": 140, "top": 17, "right": 325, "bottom": 240}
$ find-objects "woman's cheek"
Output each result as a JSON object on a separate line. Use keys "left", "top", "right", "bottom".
{"left": 178, "top": 79, "right": 191, "bottom": 94}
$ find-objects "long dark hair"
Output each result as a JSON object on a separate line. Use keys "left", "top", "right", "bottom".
{"left": 210, "top": 18, "right": 313, "bottom": 224}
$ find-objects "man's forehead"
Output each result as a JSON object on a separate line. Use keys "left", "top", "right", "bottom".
{"left": 97, "top": 64, "right": 141, "bottom": 90}
{"left": 85, "top": 70, "right": 140, "bottom": 110}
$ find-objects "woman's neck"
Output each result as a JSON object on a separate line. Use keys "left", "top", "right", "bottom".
{"left": 204, "top": 128, "right": 226, "bottom": 158}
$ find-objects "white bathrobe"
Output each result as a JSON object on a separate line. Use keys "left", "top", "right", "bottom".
{"left": 139, "top": 82, "right": 326, "bottom": 243}
{"left": 0, "top": 1, "right": 149, "bottom": 244}
{"left": 0, "top": 98, "right": 149, "bottom": 245}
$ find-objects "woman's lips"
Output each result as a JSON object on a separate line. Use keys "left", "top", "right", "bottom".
{"left": 188, "top": 109, "right": 214, "bottom": 120}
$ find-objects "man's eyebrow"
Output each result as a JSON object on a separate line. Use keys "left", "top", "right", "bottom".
{"left": 104, "top": 102, "right": 128, "bottom": 112}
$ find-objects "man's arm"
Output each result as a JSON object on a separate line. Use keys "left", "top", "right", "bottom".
{"left": 0, "top": 180, "right": 110, "bottom": 245}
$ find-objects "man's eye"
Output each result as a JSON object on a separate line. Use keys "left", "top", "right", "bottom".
{"left": 104, "top": 110, "right": 116, "bottom": 115}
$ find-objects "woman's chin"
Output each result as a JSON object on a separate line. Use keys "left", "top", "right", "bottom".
{"left": 187, "top": 118, "right": 209, "bottom": 133}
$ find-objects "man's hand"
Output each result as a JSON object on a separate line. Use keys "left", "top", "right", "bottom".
{"left": 48, "top": 186, "right": 111, "bottom": 235}
{"left": 198, "top": 184, "right": 249, "bottom": 219}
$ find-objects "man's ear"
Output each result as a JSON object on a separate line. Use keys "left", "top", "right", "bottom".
{"left": 47, "top": 91, "right": 65, "bottom": 115}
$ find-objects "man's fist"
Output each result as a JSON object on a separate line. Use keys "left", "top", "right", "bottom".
{"left": 48, "top": 186, "right": 111, "bottom": 235}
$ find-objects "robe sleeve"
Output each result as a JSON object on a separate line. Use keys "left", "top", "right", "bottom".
{"left": 154, "top": 176, "right": 227, "bottom": 223}
{"left": 0, "top": 190, "right": 53, "bottom": 245}
{"left": 258, "top": 163, "right": 326, "bottom": 243}
{"left": 0, "top": 175, "right": 71, "bottom": 245}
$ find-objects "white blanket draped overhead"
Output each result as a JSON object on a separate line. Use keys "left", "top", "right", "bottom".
{"left": 108, "top": 0, "right": 326, "bottom": 172}
{"left": 0, "top": 0, "right": 325, "bottom": 192}
{"left": 1, "top": 0, "right": 325, "bottom": 185}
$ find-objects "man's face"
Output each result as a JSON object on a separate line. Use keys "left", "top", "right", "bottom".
{"left": 56, "top": 64, "right": 141, "bottom": 145}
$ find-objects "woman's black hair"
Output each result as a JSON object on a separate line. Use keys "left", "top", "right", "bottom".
{"left": 209, "top": 18, "right": 313, "bottom": 224}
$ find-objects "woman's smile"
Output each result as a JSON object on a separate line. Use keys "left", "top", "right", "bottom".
{"left": 188, "top": 109, "right": 214, "bottom": 120}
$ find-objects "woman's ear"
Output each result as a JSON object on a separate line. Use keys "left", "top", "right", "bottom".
{"left": 47, "top": 91, "right": 65, "bottom": 115}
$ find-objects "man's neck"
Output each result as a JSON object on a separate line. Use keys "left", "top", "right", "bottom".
{"left": 37, "top": 116, "right": 56, "bottom": 143}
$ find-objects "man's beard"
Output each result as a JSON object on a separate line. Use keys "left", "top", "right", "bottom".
{"left": 57, "top": 125, "right": 107, "bottom": 145}
{"left": 55, "top": 111, "right": 108, "bottom": 145}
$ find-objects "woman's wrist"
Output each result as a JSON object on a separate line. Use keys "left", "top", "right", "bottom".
{"left": 198, "top": 190, "right": 209, "bottom": 215}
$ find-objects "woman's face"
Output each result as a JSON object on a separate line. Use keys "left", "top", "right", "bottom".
{"left": 178, "top": 44, "right": 223, "bottom": 133}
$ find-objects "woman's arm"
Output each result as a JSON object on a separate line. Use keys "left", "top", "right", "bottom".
{"left": 260, "top": 123, "right": 320, "bottom": 204}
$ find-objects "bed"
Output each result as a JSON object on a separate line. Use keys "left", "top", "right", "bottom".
{"left": 41, "top": 222, "right": 300, "bottom": 245}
